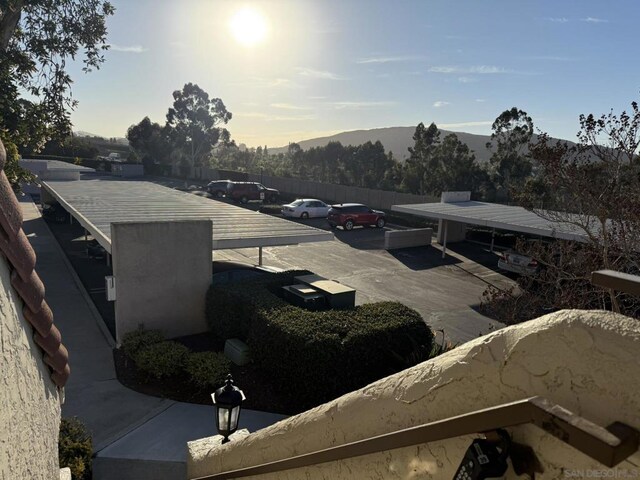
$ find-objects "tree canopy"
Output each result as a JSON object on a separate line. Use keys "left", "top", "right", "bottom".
{"left": 0, "top": 0, "right": 114, "bottom": 188}
{"left": 165, "top": 83, "right": 232, "bottom": 169}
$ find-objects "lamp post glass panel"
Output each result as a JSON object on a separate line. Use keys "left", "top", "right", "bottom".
{"left": 212, "top": 375, "right": 246, "bottom": 443}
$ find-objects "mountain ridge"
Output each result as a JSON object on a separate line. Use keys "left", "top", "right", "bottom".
{"left": 268, "top": 126, "right": 497, "bottom": 163}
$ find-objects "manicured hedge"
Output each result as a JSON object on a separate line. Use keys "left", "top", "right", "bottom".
{"left": 135, "top": 341, "right": 189, "bottom": 379}
{"left": 121, "top": 328, "right": 164, "bottom": 360}
{"left": 248, "top": 301, "right": 432, "bottom": 407}
{"left": 185, "top": 351, "right": 232, "bottom": 389}
{"left": 205, "top": 270, "right": 310, "bottom": 340}
{"left": 205, "top": 272, "right": 433, "bottom": 408}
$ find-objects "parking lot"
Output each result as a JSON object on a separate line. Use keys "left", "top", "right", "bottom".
{"left": 214, "top": 214, "right": 513, "bottom": 344}
{"left": 44, "top": 184, "right": 515, "bottom": 345}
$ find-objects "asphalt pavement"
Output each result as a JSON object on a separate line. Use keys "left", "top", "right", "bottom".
{"left": 215, "top": 216, "right": 511, "bottom": 344}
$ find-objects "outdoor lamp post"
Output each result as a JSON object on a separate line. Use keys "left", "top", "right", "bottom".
{"left": 212, "top": 375, "right": 246, "bottom": 444}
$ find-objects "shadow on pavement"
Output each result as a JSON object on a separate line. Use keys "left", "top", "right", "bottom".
{"left": 40, "top": 217, "right": 116, "bottom": 340}
{"left": 388, "top": 245, "right": 462, "bottom": 270}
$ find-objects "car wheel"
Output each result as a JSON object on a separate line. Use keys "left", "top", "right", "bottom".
{"left": 376, "top": 218, "right": 386, "bottom": 228}
{"left": 216, "top": 191, "right": 224, "bottom": 198}
{"left": 301, "top": 212, "right": 309, "bottom": 219}
{"left": 240, "top": 195, "right": 248, "bottom": 204}
{"left": 269, "top": 195, "right": 278, "bottom": 203}
{"left": 344, "top": 219, "right": 354, "bottom": 231}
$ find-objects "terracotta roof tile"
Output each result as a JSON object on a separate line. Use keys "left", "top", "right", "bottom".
{"left": 0, "top": 228, "right": 37, "bottom": 282}
{"left": 35, "top": 326, "right": 62, "bottom": 355}
{"left": 0, "top": 144, "right": 69, "bottom": 388}
{"left": 11, "top": 270, "right": 45, "bottom": 313}
{"left": 44, "top": 343, "right": 69, "bottom": 373}
{"left": 51, "top": 364, "right": 71, "bottom": 386}
{"left": 23, "top": 302, "right": 54, "bottom": 337}
{"left": 0, "top": 171, "right": 23, "bottom": 239}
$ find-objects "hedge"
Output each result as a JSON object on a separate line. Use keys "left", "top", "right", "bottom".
{"left": 135, "top": 341, "right": 189, "bottom": 379}
{"left": 248, "top": 301, "right": 432, "bottom": 408}
{"left": 185, "top": 351, "right": 232, "bottom": 389}
{"left": 205, "top": 272, "right": 433, "bottom": 409}
{"left": 206, "top": 270, "right": 310, "bottom": 341}
{"left": 121, "top": 328, "right": 164, "bottom": 361}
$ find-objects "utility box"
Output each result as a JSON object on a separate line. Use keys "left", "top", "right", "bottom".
{"left": 294, "top": 274, "right": 356, "bottom": 309}
{"left": 281, "top": 284, "right": 326, "bottom": 310}
{"left": 105, "top": 276, "right": 116, "bottom": 301}
{"left": 224, "top": 338, "right": 250, "bottom": 366}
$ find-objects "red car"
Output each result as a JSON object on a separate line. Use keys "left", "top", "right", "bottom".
{"left": 327, "top": 203, "right": 386, "bottom": 231}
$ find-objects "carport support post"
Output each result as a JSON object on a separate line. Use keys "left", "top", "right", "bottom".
{"left": 258, "top": 247, "right": 263, "bottom": 266}
{"left": 442, "top": 220, "right": 448, "bottom": 259}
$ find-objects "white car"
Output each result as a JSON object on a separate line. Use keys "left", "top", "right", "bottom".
{"left": 281, "top": 199, "right": 330, "bottom": 219}
{"left": 497, "top": 249, "right": 539, "bottom": 276}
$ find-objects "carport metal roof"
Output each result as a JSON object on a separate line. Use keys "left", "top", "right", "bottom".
{"left": 42, "top": 176, "right": 333, "bottom": 253}
{"left": 392, "top": 201, "right": 590, "bottom": 243}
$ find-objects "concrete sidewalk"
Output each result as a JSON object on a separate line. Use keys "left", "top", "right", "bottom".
{"left": 20, "top": 196, "right": 286, "bottom": 480}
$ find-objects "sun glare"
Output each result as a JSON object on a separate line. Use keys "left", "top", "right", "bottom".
{"left": 229, "top": 7, "right": 268, "bottom": 47}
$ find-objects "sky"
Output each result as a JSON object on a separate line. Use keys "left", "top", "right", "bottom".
{"left": 68, "top": 0, "right": 640, "bottom": 149}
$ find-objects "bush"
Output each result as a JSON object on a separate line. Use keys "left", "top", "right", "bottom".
{"left": 206, "top": 271, "right": 433, "bottom": 410}
{"left": 249, "top": 301, "right": 433, "bottom": 409}
{"left": 59, "top": 417, "right": 92, "bottom": 480}
{"left": 135, "top": 341, "right": 190, "bottom": 379}
{"left": 185, "top": 351, "right": 232, "bottom": 389}
{"left": 121, "top": 328, "right": 164, "bottom": 360}
{"left": 205, "top": 270, "right": 311, "bottom": 341}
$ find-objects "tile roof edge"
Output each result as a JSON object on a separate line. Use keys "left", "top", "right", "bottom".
{"left": 0, "top": 143, "right": 70, "bottom": 389}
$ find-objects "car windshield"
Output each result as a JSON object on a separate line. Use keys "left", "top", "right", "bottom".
{"left": 257, "top": 184, "right": 265, "bottom": 190}
{"left": 290, "top": 200, "right": 305, "bottom": 206}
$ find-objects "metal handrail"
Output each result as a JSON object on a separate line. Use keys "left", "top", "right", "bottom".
{"left": 591, "top": 270, "right": 640, "bottom": 297}
{"left": 193, "top": 396, "right": 638, "bottom": 479}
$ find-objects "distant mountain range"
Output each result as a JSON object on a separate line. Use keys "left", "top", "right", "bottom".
{"left": 75, "top": 131, "right": 129, "bottom": 145}
{"left": 268, "top": 126, "right": 498, "bottom": 162}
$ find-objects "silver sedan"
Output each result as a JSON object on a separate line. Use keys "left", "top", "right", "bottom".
{"left": 281, "top": 199, "right": 330, "bottom": 219}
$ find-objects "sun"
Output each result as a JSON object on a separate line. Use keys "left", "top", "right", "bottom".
{"left": 229, "top": 7, "right": 268, "bottom": 47}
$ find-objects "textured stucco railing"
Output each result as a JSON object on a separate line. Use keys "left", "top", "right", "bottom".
{"left": 187, "top": 310, "right": 640, "bottom": 479}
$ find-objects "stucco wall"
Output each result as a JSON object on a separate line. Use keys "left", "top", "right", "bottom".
{"left": 0, "top": 255, "right": 61, "bottom": 478}
{"left": 111, "top": 220, "right": 212, "bottom": 342}
{"left": 188, "top": 310, "right": 640, "bottom": 479}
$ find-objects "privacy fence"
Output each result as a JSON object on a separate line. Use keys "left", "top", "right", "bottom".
{"left": 177, "top": 166, "right": 439, "bottom": 210}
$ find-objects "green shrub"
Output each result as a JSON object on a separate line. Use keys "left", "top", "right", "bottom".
{"left": 59, "top": 417, "right": 92, "bottom": 480}
{"left": 121, "top": 328, "right": 164, "bottom": 360}
{"left": 207, "top": 271, "right": 433, "bottom": 410}
{"left": 185, "top": 351, "right": 232, "bottom": 389}
{"left": 248, "top": 301, "right": 433, "bottom": 409}
{"left": 205, "top": 270, "right": 311, "bottom": 341}
{"left": 135, "top": 341, "right": 190, "bottom": 379}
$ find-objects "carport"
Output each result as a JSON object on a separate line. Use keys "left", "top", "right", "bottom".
{"left": 41, "top": 175, "right": 333, "bottom": 342}
{"left": 392, "top": 191, "right": 589, "bottom": 259}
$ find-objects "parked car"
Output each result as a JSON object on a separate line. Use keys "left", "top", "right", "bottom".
{"left": 206, "top": 180, "right": 232, "bottom": 197}
{"left": 282, "top": 199, "right": 330, "bottom": 219}
{"left": 497, "top": 249, "right": 539, "bottom": 276}
{"left": 42, "top": 204, "right": 69, "bottom": 223}
{"left": 212, "top": 260, "right": 283, "bottom": 285}
{"left": 87, "top": 239, "right": 107, "bottom": 260}
{"left": 327, "top": 203, "right": 386, "bottom": 231}
{"left": 226, "top": 182, "right": 279, "bottom": 204}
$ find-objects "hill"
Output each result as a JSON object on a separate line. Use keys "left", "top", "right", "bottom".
{"left": 74, "top": 131, "right": 129, "bottom": 146}
{"left": 269, "top": 126, "right": 496, "bottom": 163}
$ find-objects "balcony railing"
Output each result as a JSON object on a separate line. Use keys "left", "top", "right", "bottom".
{"left": 193, "top": 396, "right": 639, "bottom": 480}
